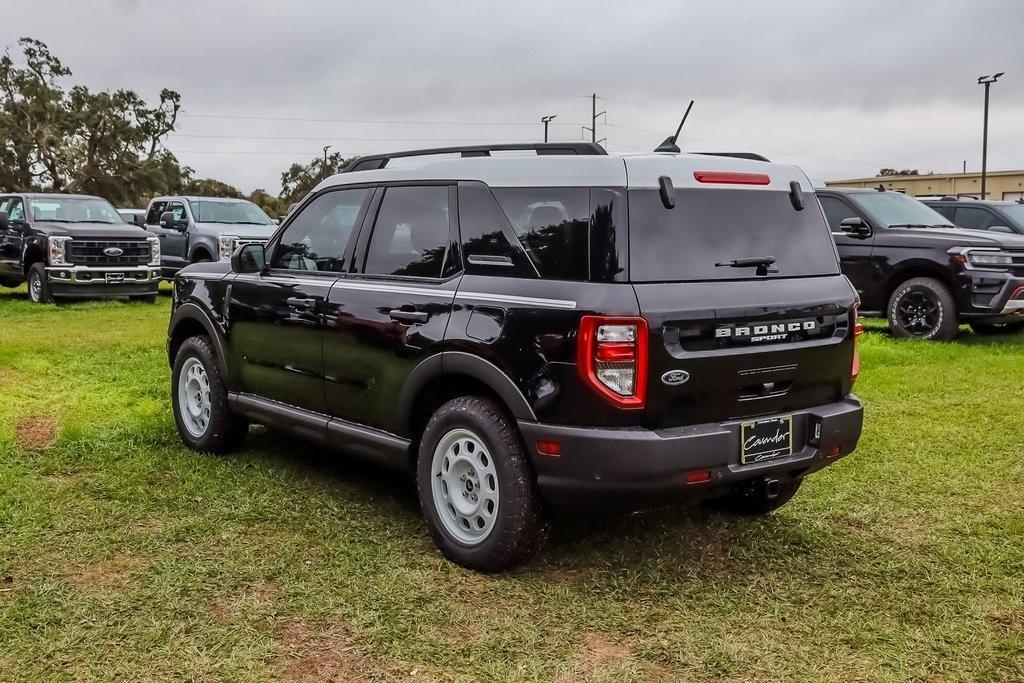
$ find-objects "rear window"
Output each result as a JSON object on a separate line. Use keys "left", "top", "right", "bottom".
{"left": 628, "top": 188, "right": 840, "bottom": 282}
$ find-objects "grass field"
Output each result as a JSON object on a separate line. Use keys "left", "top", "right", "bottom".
{"left": 1, "top": 284, "right": 1022, "bottom": 682}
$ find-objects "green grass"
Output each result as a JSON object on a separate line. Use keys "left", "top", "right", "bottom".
{"left": 1, "top": 285, "right": 1022, "bottom": 681}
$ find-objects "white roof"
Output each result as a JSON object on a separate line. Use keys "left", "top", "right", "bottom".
{"left": 314, "top": 152, "right": 812, "bottom": 192}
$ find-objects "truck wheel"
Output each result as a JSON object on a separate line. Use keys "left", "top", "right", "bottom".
{"left": 27, "top": 263, "right": 52, "bottom": 303}
{"left": 416, "top": 396, "right": 547, "bottom": 572}
{"left": 887, "top": 277, "right": 958, "bottom": 340}
{"left": 171, "top": 335, "right": 247, "bottom": 454}
{"left": 711, "top": 477, "right": 803, "bottom": 516}
{"left": 969, "top": 321, "right": 1024, "bottom": 335}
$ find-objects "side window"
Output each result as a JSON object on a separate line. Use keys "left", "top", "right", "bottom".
{"left": 457, "top": 182, "right": 534, "bottom": 277}
{"left": 954, "top": 207, "right": 999, "bottom": 231}
{"left": 272, "top": 187, "right": 371, "bottom": 272}
{"left": 146, "top": 201, "right": 167, "bottom": 225}
{"left": 0, "top": 198, "right": 9, "bottom": 216}
{"left": 7, "top": 199, "right": 25, "bottom": 222}
{"left": 364, "top": 185, "right": 450, "bottom": 278}
{"left": 492, "top": 188, "right": 590, "bottom": 281}
{"left": 819, "top": 196, "right": 858, "bottom": 233}
{"left": 930, "top": 204, "right": 956, "bottom": 221}
{"left": 168, "top": 201, "right": 187, "bottom": 222}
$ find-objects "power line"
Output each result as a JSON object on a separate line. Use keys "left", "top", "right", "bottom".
{"left": 179, "top": 112, "right": 577, "bottom": 126}
{"left": 172, "top": 134, "right": 551, "bottom": 142}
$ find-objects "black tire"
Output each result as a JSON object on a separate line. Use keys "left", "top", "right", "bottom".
{"left": 887, "top": 277, "right": 958, "bottom": 341}
{"left": 133, "top": 294, "right": 158, "bottom": 304}
{"left": 26, "top": 263, "right": 52, "bottom": 303}
{"left": 416, "top": 396, "right": 547, "bottom": 572}
{"left": 171, "top": 335, "right": 247, "bottom": 454}
{"left": 711, "top": 478, "right": 803, "bottom": 516}
{"left": 969, "top": 321, "right": 1024, "bottom": 335}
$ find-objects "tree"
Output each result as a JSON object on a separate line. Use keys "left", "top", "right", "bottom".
{"left": 183, "top": 177, "right": 243, "bottom": 198}
{"left": 0, "top": 37, "right": 188, "bottom": 206}
{"left": 279, "top": 151, "right": 352, "bottom": 205}
{"left": 878, "top": 168, "right": 919, "bottom": 177}
{"left": 248, "top": 188, "right": 287, "bottom": 219}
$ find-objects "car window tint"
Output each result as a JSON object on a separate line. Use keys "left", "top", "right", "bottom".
{"left": 929, "top": 204, "right": 956, "bottom": 221}
{"left": 954, "top": 206, "right": 999, "bottom": 231}
{"left": 168, "top": 202, "right": 187, "bottom": 222}
{"left": 272, "top": 188, "right": 371, "bottom": 272}
{"left": 146, "top": 201, "right": 167, "bottom": 224}
{"left": 492, "top": 188, "right": 590, "bottom": 281}
{"left": 457, "top": 182, "right": 533, "bottom": 277}
{"left": 819, "top": 196, "right": 858, "bottom": 232}
{"left": 364, "top": 185, "right": 450, "bottom": 278}
{"left": 8, "top": 199, "right": 25, "bottom": 222}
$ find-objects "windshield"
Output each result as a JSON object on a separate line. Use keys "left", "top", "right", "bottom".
{"left": 998, "top": 203, "right": 1024, "bottom": 228}
{"left": 30, "top": 197, "right": 123, "bottom": 224}
{"left": 189, "top": 200, "right": 273, "bottom": 225}
{"left": 628, "top": 188, "right": 840, "bottom": 282}
{"left": 852, "top": 192, "right": 953, "bottom": 228}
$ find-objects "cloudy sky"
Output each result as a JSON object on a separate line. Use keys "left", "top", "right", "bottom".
{"left": 5, "top": 0, "right": 1024, "bottom": 195}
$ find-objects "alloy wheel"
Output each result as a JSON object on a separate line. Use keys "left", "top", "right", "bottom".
{"left": 895, "top": 290, "right": 940, "bottom": 336}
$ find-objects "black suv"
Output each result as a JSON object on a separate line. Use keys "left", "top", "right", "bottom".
{"left": 0, "top": 193, "right": 161, "bottom": 303}
{"left": 168, "top": 144, "right": 864, "bottom": 571}
{"left": 923, "top": 197, "right": 1024, "bottom": 235}
{"left": 817, "top": 188, "right": 1024, "bottom": 339}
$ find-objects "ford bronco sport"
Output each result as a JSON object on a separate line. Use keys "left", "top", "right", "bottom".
{"left": 818, "top": 188, "right": 1024, "bottom": 339}
{"left": 167, "top": 143, "right": 864, "bottom": 571}
{"left": 0, "top": 193, "right": 161, "bottom": 303}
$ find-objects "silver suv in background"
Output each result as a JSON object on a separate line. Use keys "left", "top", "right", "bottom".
{"left": 143, "top": 196, "right": 277, "bottom": 276}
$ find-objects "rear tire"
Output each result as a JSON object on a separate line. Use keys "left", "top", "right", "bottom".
{"left": 887, "top": 277, "right": 958, "bottom": 341}
{"left": 711, "top": 478, "right": 803, "bottom": 516}
{"left": 27, "top": 263, "right": 51, "bottom": 303}
{"left": 416, "top": 396, "right": 547, "bottom": 572}
{"left": 171, "top": 335, "right": 247, "bottom": 454}
{"left": 970, "top": 321, "right": 1024, "bottom": 335}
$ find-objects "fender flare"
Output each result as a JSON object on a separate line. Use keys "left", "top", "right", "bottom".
{"left": 398, "top": 351, "right": 537, "bottom": 433}
{"left": 168, "top": 302, "right": 230, "bottom": 378}
{"left": 189, "top": 242, "right": 215, "bottom": 262}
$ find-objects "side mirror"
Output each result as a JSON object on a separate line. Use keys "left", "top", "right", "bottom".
{"left": 0, "top": 211, "right": 8, "bottom": 231}
{"left": 160, "top": 211, "right": 175, "bottom": 229}
{"left": 839, "top": 216, "right": 871, "bottom": 237}
{"left": 989, "top": 225, "right": 1014, "bottom": 234}
{"left": 132, "top": 213, "right": 147, "bottom": 227}
{"left": 231, "top": 243, "right": 265, "bottom": 273}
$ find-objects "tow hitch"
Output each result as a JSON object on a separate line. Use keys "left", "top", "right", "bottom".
{"left": 764, "top": 477, "right": 782, "bottom": 500}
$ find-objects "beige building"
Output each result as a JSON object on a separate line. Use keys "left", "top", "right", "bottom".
{"left": 825, "top": 170, "right": 1024, "bottom": 201}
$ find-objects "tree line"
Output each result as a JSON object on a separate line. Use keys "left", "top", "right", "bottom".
{"left": 0, "top": 38, "right": 350, "bottom": 217}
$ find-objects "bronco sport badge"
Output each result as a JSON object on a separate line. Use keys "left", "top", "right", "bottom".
{"left": 715, "top": 320, "right": 818, "bottom": 343}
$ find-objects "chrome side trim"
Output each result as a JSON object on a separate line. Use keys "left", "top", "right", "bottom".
{"left": 454, "top": 291, "right": 577, "bottom": 309}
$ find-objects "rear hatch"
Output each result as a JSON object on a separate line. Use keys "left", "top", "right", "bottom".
{"left": 625, "top": 160, "right": 857, "bottom": 429}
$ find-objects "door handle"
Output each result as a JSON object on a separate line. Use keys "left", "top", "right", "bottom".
{"left": 389, "top": 308, "right": 429, "bottom": 324}
{"left": 287, "top": 297, "right": 317, "bottom": 309}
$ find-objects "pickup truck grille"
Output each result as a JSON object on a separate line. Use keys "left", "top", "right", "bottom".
{"left": 67, "top": 240, "right": 152, "bottom": 266}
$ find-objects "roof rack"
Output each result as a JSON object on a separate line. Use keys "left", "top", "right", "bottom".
{"left": 342, "top": 142, "right": 608, "bottom": 173}
{"left": 691, "top": 152, "right": 770, "bottom": 163}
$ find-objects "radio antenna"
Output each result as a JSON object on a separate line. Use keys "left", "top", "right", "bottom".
{"left": 654, "top": 100, "right": 694, "bottom": 153}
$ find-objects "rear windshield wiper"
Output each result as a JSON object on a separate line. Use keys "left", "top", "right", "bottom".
{"left": 715, "top": 256, "right": 777, "bottom": 276}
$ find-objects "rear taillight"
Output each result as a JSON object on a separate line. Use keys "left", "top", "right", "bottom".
{"left": 577, "top": 316, "right": 648, "bottom": 409}
{"left": 851, "top": 303, "right": 863, "bottom": 385}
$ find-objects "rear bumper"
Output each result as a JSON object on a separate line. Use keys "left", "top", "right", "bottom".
{"left": 518, "top": 396, "right": 863, "bottom": 510}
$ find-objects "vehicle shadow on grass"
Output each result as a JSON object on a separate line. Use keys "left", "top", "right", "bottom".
{"left": 243, "top": 427, "right": 827, "bottom": 577}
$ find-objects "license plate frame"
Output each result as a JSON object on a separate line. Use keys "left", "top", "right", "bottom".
{"left": 105, "top": 272, "right": 125, "bottom": 284}
{"left": 740, "top": 416, "right": 794, "bottom": 464}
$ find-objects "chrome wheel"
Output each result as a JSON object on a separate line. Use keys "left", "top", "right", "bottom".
{"left": 178, "top": 357, "right": 212, "bottom": 438}
{"left": 29, "top": 272, "right": 42, "bottom": 302}
{"left": 431, "top": 428, "right": 499, "bottom": 545}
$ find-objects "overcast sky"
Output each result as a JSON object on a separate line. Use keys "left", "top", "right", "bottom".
{"left": 5, "top": 0, "right": 1023, "bottom": 196}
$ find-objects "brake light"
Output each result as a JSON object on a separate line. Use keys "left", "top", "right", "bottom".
{"left": 851, "top": 303, "right": 863, "bottom": 385}
{"left": 577, "top": 316, "right": 648, "bottom": 409}
{"left": 693, "top": 171, "right": 771, "bottom": 185}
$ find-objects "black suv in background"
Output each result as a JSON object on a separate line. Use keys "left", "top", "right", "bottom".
{"left": 923, "top": 197, "right": 1024, "bottom": 235}
{"left": 0, "top": 193, "right": 161, "bottom": 303}
{"left": 817, "top": 188, "right": 1024, "bottom": 339}
{"left": 168, "top": 144, "right": 864, "bottom": 571}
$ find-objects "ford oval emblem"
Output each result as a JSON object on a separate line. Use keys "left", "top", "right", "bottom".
{"left": 103, "top": 247, "right": 124, "bottom": 257}
{"left": 661, "top": 369, "right": 690, "bottom": 386}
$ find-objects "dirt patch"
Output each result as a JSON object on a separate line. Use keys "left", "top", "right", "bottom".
{"left": 14, "top": 416, "right": 57, "bottom": 450}
{"left": 558, "top": 633, "right": 631, "bottom": 682}
{"left": 988, "top": 611, "right": 1024, "bottom": 634}
{"left": 276, "top": 619, "right": 374, "bottom": 682}
{"left": 72, "top": 555, "right": 147, "bottom": 592}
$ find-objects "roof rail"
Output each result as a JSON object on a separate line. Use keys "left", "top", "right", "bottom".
{"left": 342, "top": 142, "right": 608, "bottom": 173}
{"left": 691, "top": 151, "right": 770, "bottom": 163}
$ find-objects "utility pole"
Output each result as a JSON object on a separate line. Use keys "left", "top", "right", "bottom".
{"left": 541, "top": 114, "right": 557, "bottom": 142}
{"left": 582, "top": 93, "right": 606, "bottom": 145}
{"left": 322, "top": 145, "right": 332, "bottom": 179}
{"left": 978, "top": 72, "right": 1004, "bottom": 199}
{"left": 963, "top": 160, "right": 967, "bottom": 174}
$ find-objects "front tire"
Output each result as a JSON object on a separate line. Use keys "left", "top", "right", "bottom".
{"left": 171, "top": 336, "right": 247, "bottom": 453}
{"left": 27, "top": 263, "right": 52, "bottom": 303}
{"left": 416, "top": 396, "right": 547, "bottom": 572}
{"left": 887, "top": 277, "right": 958, "bottom": 340}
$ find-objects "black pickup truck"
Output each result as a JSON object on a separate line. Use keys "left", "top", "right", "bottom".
{"left": 0, "top": 193, "right": 161, "bottom": 303}
{"left": 817, "top": 188, "right": 1024, "bottom": 339}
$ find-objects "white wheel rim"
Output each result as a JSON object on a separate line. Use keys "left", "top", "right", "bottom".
{"left": 29, "top": 273, "right": 41, "bottom": 301}
{"left": 178, "top": 357, "right": 212, "bottom": 438}
{"left": 431, "top": 428, "right": 499, "bottom": 545}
